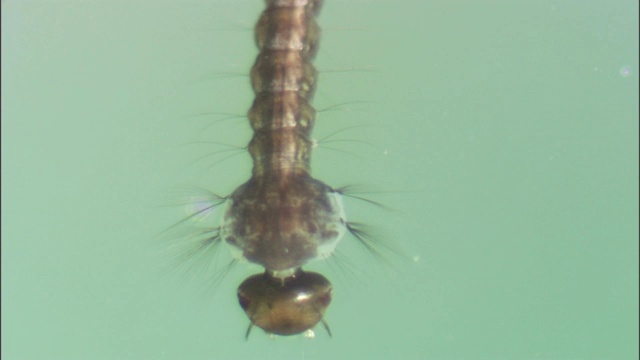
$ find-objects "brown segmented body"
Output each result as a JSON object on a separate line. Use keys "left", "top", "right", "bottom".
{"left": 219, "top": 0, "right": 345, "bottom": 337}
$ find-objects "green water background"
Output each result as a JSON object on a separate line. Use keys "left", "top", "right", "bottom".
{"left": 2, "top": 0, "right": 638, "bottom": 359}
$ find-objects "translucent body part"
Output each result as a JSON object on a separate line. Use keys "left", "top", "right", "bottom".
{"left": 220, "top": 177, "right": 346, "bottom": 272}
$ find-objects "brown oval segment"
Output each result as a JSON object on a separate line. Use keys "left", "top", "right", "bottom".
{"left": 238, "top": 270, "right": 332, "bottom": 336}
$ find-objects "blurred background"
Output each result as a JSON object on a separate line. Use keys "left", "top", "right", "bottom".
{"left": 2, "top": 0, "right": 638, "bottom": 359}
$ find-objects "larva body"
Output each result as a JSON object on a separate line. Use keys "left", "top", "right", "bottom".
{"left": 220, "top": 0, "right": 345, "bottom": 337}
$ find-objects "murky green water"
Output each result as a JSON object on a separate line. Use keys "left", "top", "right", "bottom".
{"left": 2, "top": 1, "right": 638, "bottom": 359}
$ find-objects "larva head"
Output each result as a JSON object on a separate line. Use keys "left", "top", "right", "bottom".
{"left": 237, "top": 270, "right": 332, "bottom": 337}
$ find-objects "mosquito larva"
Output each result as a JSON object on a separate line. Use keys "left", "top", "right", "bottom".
{"left": 174, "top": 0, "right": 389, "bottom": 338}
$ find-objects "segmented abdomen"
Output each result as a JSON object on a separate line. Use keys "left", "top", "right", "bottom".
{"left": 248, "top": 0, "right": 322, "bottom": 176}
